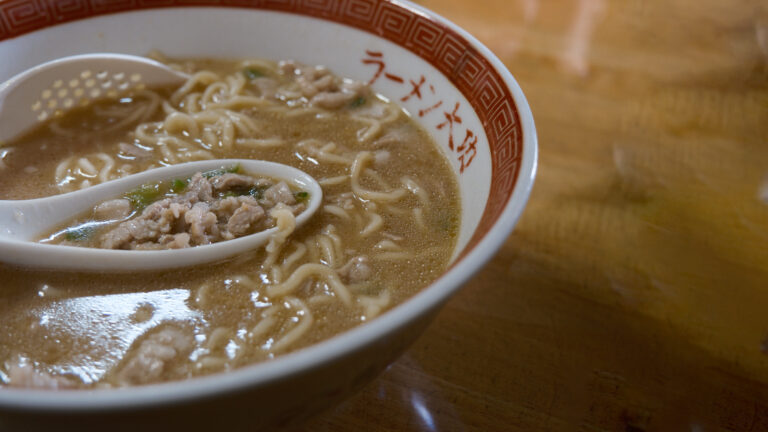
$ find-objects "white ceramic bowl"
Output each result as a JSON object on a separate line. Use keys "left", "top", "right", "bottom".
{"left": 0, "top": 1, "right": 536, "bottom": 429}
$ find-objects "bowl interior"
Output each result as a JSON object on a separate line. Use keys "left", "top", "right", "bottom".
{"left": 0, "top": 1, "right": 535, "bottom": 409}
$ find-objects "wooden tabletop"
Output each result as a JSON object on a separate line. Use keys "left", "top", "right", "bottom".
{"left": 302, "top": 1, "right": 768, "bottom": 430}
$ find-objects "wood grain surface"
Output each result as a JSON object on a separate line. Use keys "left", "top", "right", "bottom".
{"left": 302, "top": 1, "right": 768, "bottom": 430}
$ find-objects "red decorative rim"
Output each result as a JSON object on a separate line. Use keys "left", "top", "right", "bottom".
{"left": 0, "top": 0, "right": 523, "bottom": 257}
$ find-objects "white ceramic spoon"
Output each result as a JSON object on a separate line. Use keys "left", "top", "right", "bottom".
{"left": 0, "top": 55, "right": 322, "bottom": 271}
{"left": 0, "top": 53, "right": 188, "bottom": 144}
{"left": 0, "top": 159, "right": 322, "bottom": 271}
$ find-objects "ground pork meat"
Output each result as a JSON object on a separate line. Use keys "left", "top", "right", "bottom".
{"left": 101, "top": 215, "right": 170, "bottom": 249}
{"left": 338, "top": 256, "right": 372, "bottom": 284}
{"left": 251, "top": 77, "right": 279, "bottom": 98}
{"left": 226, "top": 202, "right": 266, "bottom": 238}
{"left": 280, "top": 61, "right": 368, "bottom": 109}
{"left": 312, "top": 81, "right": 367, "bottom": 109}
{"left": 6, "top": 362, "right": 78, "bottom": 389}
{"left": 93, "top": 198, "right": 132, "bottom": 220}
{"left": 214, "top": 195, "right": 257, "bottom": 215}
{"left": 263, "top": 181, "right": 296, "bottom": 207}
{"left": 184, "top": 202, "right": 219, "bottom": 245}
{"left": 160, "top": 233, "right": 191, "bottom": 249}
{"left": 328, "top": 192, "right": 356, "bottom": 210}
{"left": 100, "top": 199, "right": 179, "bottom": 249}
{"left": 95, "top": 171, "right": 305, "bottom": 250}
{"left": 184, "top": 172, "right": 214, "bottom": 202}
{"left": 211, "top": 173, "right": 268, "bottom": 191}
{"left": 111, "top": 326, "right": 194, "bottom": 386}
{"left": 373, "top": 150, "right": 391, "bottom": 167}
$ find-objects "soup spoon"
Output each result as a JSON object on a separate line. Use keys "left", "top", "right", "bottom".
{"left": 0, "top": 159, "right": 323, "bottom": 271}
{"left": 0, "top": 53, "right": 188, "bottom": 144}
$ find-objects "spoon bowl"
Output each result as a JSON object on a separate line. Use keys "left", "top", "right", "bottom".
{"left": 0, "top": 53, "right": 187, "bottom": 144}
{"left": 0, "top": 159, "right": 322, "bottom": 271}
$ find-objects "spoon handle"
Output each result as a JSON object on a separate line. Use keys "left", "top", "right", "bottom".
{"left": 0, "top": 193, "right": 93, "bottom": 241}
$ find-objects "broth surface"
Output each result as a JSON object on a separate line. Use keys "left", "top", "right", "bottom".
{"left": 0, "top": 57, "right": 459, "bottom": 389}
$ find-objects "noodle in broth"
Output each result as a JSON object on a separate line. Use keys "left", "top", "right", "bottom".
{"left": 0, "top": 57, "right": 459, "bottom": 389}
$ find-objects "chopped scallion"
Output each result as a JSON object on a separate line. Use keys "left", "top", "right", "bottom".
{"left": 125, "top": 183, "right": 161, "bottom": 210}
{"left": 350, "top": 96, "right": 366, "bottom": 108}
{"left": 64, "top": 225, "right": 95, "bottom": 241}
{"left": 170, "top": 178, "right": 188, "bottom": 193}
{"left": 249, "top": 185, "right": 268, "bottom": 200}
{"left": 243, "top": 67, "right": 265, "bottom": 80}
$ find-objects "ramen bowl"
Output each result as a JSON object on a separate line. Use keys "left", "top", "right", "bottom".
{"left": 0, "top": 1, "right": 536, "bottom": 430}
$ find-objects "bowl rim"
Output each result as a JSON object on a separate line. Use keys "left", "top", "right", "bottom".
{"left": 0, "top": 0, "right": 537, "bottom": 410}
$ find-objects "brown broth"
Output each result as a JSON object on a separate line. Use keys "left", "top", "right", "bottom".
{"left": 0, "top": 58, "right": 460, "bottom": 389}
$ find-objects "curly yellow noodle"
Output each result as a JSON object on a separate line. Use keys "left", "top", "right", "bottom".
{"left": 267, "top": 263, "right": 352, "bottom": 307}
{"left": 270, "top": 297, "right": 313, "bottom": 353}
{"left": 350, "top": 151, "right": 406, "bottom": 202}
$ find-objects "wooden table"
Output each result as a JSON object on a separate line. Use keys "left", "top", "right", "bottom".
{"left": 303, "top": 1, "right": 768, "bottom": 430}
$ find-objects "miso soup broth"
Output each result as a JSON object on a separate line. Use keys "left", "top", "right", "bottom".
{"left": 0, "top": 57, "right": 459, "bottom": 389}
